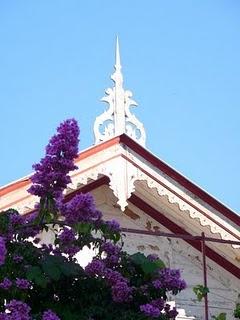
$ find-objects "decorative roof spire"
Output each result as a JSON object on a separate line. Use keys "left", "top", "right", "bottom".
{"left": 115, "top": 36, "right": 121, "bottom": 70}
{"left": 93, "top": 37, "right": 146, "bottom": 146}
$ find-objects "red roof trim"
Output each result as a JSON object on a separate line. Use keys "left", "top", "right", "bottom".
{"left": 129, "top": 194, "right": 240, "bottom": 279}
{"left": 119, "top": 134, "right": 240, "bottom": 226}
{"left": 75, "top": 136, "right": 121, "bottom": 162}
{"left": 1, "top": 134, "right": 239, "bottom": 227}
{"left": 0, "top": 179, "right": 30, "bottom": 196}
{"left": 64, "top": 176, "right": 110, "bottom": 202}
{"left": 0, "top": 137, "right": 120, "bottom": 196}
{"left": 122, "top": 154, "right": 240, "bottom": 241}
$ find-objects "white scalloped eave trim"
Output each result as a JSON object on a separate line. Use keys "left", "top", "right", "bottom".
{"left": 6, "top": 165, "right": 240, "bottom": 247}
{"left": 130, "top": 172, "right": 240, "bottom": 246}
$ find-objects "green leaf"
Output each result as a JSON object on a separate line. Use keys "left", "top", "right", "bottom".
{"left": 154, "top": 259, "right": 166, "bottom": 269}
{"left": 109, "top": 231, "right": 121, "bottom": 243}
{"left": 193, "top": 285, "right": 209, "bottom": 302}
{"left": 26, "top": 266, "right": 42, "bottom": 279}
{"left": 234, "top": 303, "right": 240, "bottom": 318}
{"left": 74, "top": 222, "right": 92, "bottom": 234}
{"left": 141, "top": 261, "right": 159, "bottom": 274}
{"left": 61, "top": 309, "right": 79, "bottom": 320}
{"left": 212, "top": 313, "right": 226, "bottom": 320}
{"left": 26, "top": 266, "right": 48, "bottom": 288}
{"left": 59, "top": 260, "right": 82, "bottom": 277}
{"left": 41, "top": 256, "right": 61, "bottom": 281}
{"left": 131, "top": 252, "right": 147, "bottom": 265}
{"left": 100, "top": 223, "right": 107, "bottom": 233}
{"left": 131, "top": 252, "right": 165, "bottom": 275}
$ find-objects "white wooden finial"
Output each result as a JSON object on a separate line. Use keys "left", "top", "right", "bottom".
{"left": 94, "top": 38, "right": 146, "bottom": 146}
{"left": 115, "top": 36, "right": 121, "bottom": 70}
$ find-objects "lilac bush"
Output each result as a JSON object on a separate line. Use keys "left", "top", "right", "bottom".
{"left": 0, "top": 237, "right": 6, "bottom": 266}
{"left": 1, "top": 300, "right": 31, "bottom": 320}
{"left": 42, "top": 310, "right": 60, "bottom": 320}
{"left": 28, "top": 118, "right": 79, "bottom": 199}
{"left": 0, "top": 119, "right": 186, "bottom": 320}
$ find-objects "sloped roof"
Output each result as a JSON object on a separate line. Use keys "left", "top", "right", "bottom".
{"left": 1, "top": 133, "right": 239, "bottom": 226}
{"left": 0, "top": 133, "right": 240, "bottom": 280}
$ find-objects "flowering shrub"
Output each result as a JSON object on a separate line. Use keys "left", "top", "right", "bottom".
{"left": 0, "top": 119, "right": 186, "bottom": 319}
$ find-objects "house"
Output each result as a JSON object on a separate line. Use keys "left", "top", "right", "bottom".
{"left": 0, "top": 39, "right": 239, "bottom": 320}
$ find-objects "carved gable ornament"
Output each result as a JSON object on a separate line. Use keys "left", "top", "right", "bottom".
{"left": 94, "top": 37, "right": 146, "bottom": 146}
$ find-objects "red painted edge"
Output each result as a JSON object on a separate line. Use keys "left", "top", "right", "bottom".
{"left": 64, "top": 176, "right": 110, "bottom": 202}
{"left": 129, "top": 193, "right": 240, "bottom": 279}
{"left": 75, "top": 136, "right": 121, "bottom": 162}
{"left": 17, "top": 177, "right": 110, "bottom": 218}
{"left": 0, "top": 137, "right": 120, "bottom": 195}
{"left": 0, "top": 179, "right": 30, "bottom": 196}
{"left": 1, "top": 133, "right": 239, "bottom": 227}
{"left": 119, "top": 134, "right": 240, "bottom": 226}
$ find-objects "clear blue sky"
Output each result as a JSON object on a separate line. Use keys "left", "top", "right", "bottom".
{"left": 0, "top": 1, "right": 240, "bottom": 212}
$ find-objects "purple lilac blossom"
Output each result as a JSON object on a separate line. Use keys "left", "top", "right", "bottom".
{"left": 104, "top": 268, "right": 132, "bottom": 302}
{"left": 168, "top": 307, "right": 178, "bottom": 318}
{"left": 59, "top": 227, "right": 76, "bottom": 243}
{"left": 0, "top": 278, "right": 12, "bottom": 290}
{"left": 104, "top": 268, "right": 127, "bottom": 286}
{"left": 33, "top": 237, "right": 41, "bottom": 244}
{"left": 101, "top": 242, "right": 120, "bottom": 256}
{"left": 13, "top": 255, "right": 23, "bottom": 263}
{"left": 151, "top": 298, "right": 165, "bottom": 311}
{"left": 152, "top": 279, "right": 162, "bottom": 289}
{"left": 2, "top": 211, "right": 20, "bottom": 241}
{"left": 9, "top": 213, "right": 23, "bottom": 225}
{"left": 19, "top": 212, "right": 40, "bottom": 238}
{"left": 157, "top": 268, "right": 186, "bottom": 291}
{"left": 140, "top": 303, "right": 160, "bottom": 318}
{"left": 4, "top": 228, "right": 13, "bottom": 242}
{"left": 0, "top": 237, "right": 6, "bottom": 266}
{"left": 59, "top": 193, "right": 101, "bottom": 224}
{"left": 52, "top": 247, "right": 62, "bottom": 256}
{"left": 42, "top": 310, "right": 61, "bottom": 320}
{"left": 101, "top": 242, "right": 121, "bottom": 266}
{"left": 164, "top": 304, "right": 178, "bottom": 318}
{"left": 15, "top": 278, "right": 31, "bottom": 290}
{"left": 41, "top": 244, "right": 54, "bottom": 254}
{"left": 147, "top": 254, "right": 159, "bottom": 261}
{"left": 105, "top": 219, "right": 120, "bottom": 232}
{"left": 28, "top": 119, "right": 79, "bottom": 198}
{"left": 85, "top": 259, "right": 105, "bottom": 276}
{"left": 105, "top": 254, "right": 119, "bottom": 266}
{"left": 5, "top": 299, "right": 31, "bottom": 320}
{"left": 86, "top": 262, "right": 132, "bottom": 302}
{"left": 23, "top": 212, "right": 38, "bottom": 224}
{"left": 64, "top": 245, "right": 80, "bottom": 257}
{"left": 111, "top": 281, "right": 132, "bottom": 303}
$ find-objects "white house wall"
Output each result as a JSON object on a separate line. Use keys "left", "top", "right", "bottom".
{"left": 133, "top": 181, "right": 239, "bottom": 266}
{"left": 92, "top": 186, "right": 240, "bottom": 320}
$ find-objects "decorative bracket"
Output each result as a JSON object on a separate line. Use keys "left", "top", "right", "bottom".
{"left": 94, "top": 37, "right": 146, "bottom": 146}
